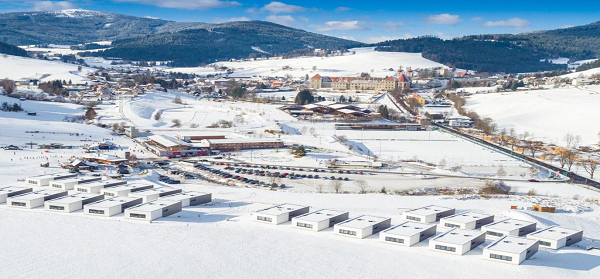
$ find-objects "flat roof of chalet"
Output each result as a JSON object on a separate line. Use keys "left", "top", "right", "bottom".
{"left": 10, "top": 189, "right": 66, "bottom": 200}
{"left": 127, "top": 198, "right": 180, "bottom": 212}
{"left": 527, "top": 226, "right": 582, "bottom": 240}
{"left": 337, "top": 108, "right": 363, "bottom": 114}
{"left": 77, "top": 180, "right": 125, "bottom": 188}
{"left": 483, "top": 218, "right": 536, "bottom": 232}
{"left": 442, "top": 212, "right": 493, "bottom": 223}
{"left": 404, "top": 205, "right": 454, "bottom": 216}
{"left": 255, "top": 203, "right": 308, "bottom": 216}
{"left": 431, "top": 228, "right": 485, "bottom": 245}
{"left": 130, "top": 187, "right": 181, "bottom": 196}
{"left": 382, "top": 221, "right": 436, "bottom": 237}
{"left": 0, "top": 186, "right": 31, "bottom": 194}
{"left": 162, "top": 191, "right": 210, "bottom": 200}
{"left": 336, "top": 215, "right": 390, "bottom": 229}
{"left": 314, "top": 101, "right": 336, "bottom": 106}
{"left": 27, "top": 173, "right": 75, "bottom": 179}
{"left": 46, "top": 193, "right": 103, "bottom": 204}
{"left": 50, "top": 177, "right": 99, "bottom": 184}
{"left": 485, "top": 236, "right": 538, "bottom": 254}
{"left": 86, "top": 196, "right": 141, "bottom": 208}
{"left": 103, "top": 183, "right": 154, "bottom": 192}
{"left": 148, "top": 135, "right": 191, "bottom": 147}
{"left": 293, "top": 209, "right": 347, "bottom": 222}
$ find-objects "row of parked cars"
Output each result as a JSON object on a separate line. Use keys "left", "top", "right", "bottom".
{"left": 196, "top": 164, "right": 286, "bottom": 189}
{"left": 214, "top": 162, "right": 366, "bottom": 175}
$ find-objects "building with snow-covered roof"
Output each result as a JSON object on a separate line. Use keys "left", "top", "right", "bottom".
{"left": 291, "top": 209, "right": 349, "bottom": 231}
{"left": 124, "top": 198, "right": 182, "bottom": 221}
{"left": 49, "top": 176, "right": 102, "bottom": 191}
{"left": 26, "top": 173, "right": 78, "bottom": 186}
{"left": 429, "top": 228, "right": 486, "bottom": 255}
{"left": 253, "top": 204, "right": 310, "bottom": 225}
{"left": 74, "top": 179, "right": 127, "bottom": 194}
{"left": 482, "top": 219, "right": 537, "bottom": 238}
{"left": 440, "top": 212, "right": 494, "bottom": 230}
{"left": 198, "top": 138, "right": 284, "bottom": 152}
{"left": 128, "top": 187, "right": 182, "bottom": 202}
{"left": 379, "top": 222, "right": 437, "bottom": 246}
{"left": 402, "top": 205, "right": 455, "bottom": 224}
{"left": 44, "top": 193, "right": 104, "bottom": 213}
{"left": 84, "top": 196, "right": 143, "bottom": 217}
{"left": 162, "top": 191, "right": 211, "bottom": 207}
{"left": 334, "top": 215, "right": 391, "bottom": 239}
{"left": 100, "top": 183, "right": 154, "bottom": 197}
{"left": 81, "top": 154, "right": 128, "bottom": 165}
{"left": 526, "top": 226, "right": 583, "bottom": 249}
{"left": 483, "top": 236, "right": 539, "bottom": 265}
{"left": 0, "top": 186, "right": 32, "bottom": 203}
{"left": 7, "top": 189, "right": 68, "bottom": 209}
{"left": 309, "top": 74, "right": 410, "bottom": 90}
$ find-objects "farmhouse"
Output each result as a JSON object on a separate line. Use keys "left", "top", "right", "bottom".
{"left": 26, "top": 172, "right": 78, "bottom": 186}
{"left": 7, "top": 189, "right": 68, "bottom": 209}
{"left": 440, "top": 212, "right": 494, "bottom": 230}
{"left": 100, "top": 183, "right": 154, "bottom": 197}
{"left": 526, "top": 226, "right": 583, "bottom": 249}
{"left": 0, "top": 186, "right": 32, "bottom": 203}
{"left": 429, "top": 228, "right": 486, "bottom": 255}
{"left": 481, "top": 218, "right": 537, "bottom": 238}
{"left": 74, "top": 179, "right": 127, "bottom": 194}
{"left": 402, "top": 205, "right": 455, "bottom": 223}
{"left": 49, "top": 176, "right": 102, "bottom": 191}
{"left": 84, "top": 196, "right": 143, "bottom": 217}
{"left": 81, "top": 154, "right": 128, "bottom": 165}
{"left": 334, "top": 215, "right": 391, "bottom": 239}
{"left": 44, "top": 193, "right": 104, "bottom": 213}
{"left": 483, "top": 236, "right": 539, "bottom": 265}
{"left": 198, "top": 138, "right": 284, "bottom": 152}
{"left": 162, "top": 191, "right": 212, "bottom": 207}
{"left": 253, "top": 203, "right": 310, "bottom": 225}
{"left": 379, "top": 221, "right": 437, "bottom": 246}
{"left": 291, "top": 209, "right": 349, "bottom": 231}
{"left": 129, "top": 187, "right": 182, "bottom": 202}
{"left": 124, "top": 198, "right": 182, "bottom": 221}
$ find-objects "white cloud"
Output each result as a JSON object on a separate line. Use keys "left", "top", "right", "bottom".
{"left": 261, "top": 1, "right": 306, "bottom": 14}
{"left": 560, "top": 24, "right": 574, "bottom": 29}
{"left": 471, "top": 17, "right": 484, "bottom": 21}
{"left": 426, "top": 13, "right": 462, "bottom": 25}
{"left": 334, "top": 7, "right": 351, "bottom": 12}
{"left": 311, "top": 21, "right": 370, "bottom": 32}
{"left": 114, "top": 0, "right": 240, "bottom": 10}
{"left": 484, "top": 17, "right": 530, "bottom": 28}
{"left": 32, "top": 1, "right": 76, "bottom": 11}
{"left": 384, "top": 21, "right": 404, "bottom": 32}
{"left": 265, "top": 15, "right": 296, "bottom": 26}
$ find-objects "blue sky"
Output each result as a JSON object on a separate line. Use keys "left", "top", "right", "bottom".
{"left": 2, "top": 0, "right": 600, "bottom": 43}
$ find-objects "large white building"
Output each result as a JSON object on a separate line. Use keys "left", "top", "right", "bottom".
{"left": 74, "top": 179, "right": 127, "bottom": 194}
{"left": 26, "top": 173, "right": 78, "bottom": 186}
{"left": 253, "top": 203, "right": 310, "bottom": 225}
{"left": 401, "top": 205, "right": 455, "bottom": 224}
{"left": 526, "top": 226, "right": 583, "bottom": 249}
{"left": 124, "top": 198, "right": 182, "bottom": 221}
{"left": 379, "top": 221, "right": 437, "bottom": 246}
{"left": 100, "top": 183, "right": 154, "bottom": 197}
{"left": 440, "top": 212, "right": 494, "bottom": 230}
{"left": 162, "top": 191, "right": 212, "bottom": 207}
{"left": 6, "top": 189, "right": 68, "bottom": 209}
{"left": 0, "top": 186, "right": 32, "bottom": 203}
{"left": 334, "top": 215, "right": 391, "bottom": 239}
{"left": 128, "top": 187, "right": 182, "bottom": 202}
{"left": 291, "top": 209, "right": 349, "bottom": 231}
{"left": 49, "top": 176, "right": 102, "bottom": 191}
{"left": 429, "top": 228, "right": 486, "bottom": 255}
{"left": 483, "top": 236, "right": 539, "bottom": 265}
{"left": 84, "top": 196, "right": 143, "bottom": 217}
{"left": 481, "top": 218, "right": 537, "bottom": 238}
{"left": 44, "top": 193, "right": 104, "bottom": 213}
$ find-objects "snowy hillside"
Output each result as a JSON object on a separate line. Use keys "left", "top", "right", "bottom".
{"left": 0, "top": 55, "right": 93, "bottom": 83}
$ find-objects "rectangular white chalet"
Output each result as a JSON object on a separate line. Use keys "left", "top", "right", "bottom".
{"left": 26, "top": 173, "right": 78, "bottom": 186}
{"left": 100, "top": 183, "right": 154, "bottom": 197}
{"left": 483, "top": 236, "right": 539, "bottom": 265}
{"left": 291, "top": 209, "right": 349, "bottom": 231}
{"left": 0, "top": 186, "right": 32, "bottom": 203}
{"left": 7, "top": 189, "right": 68, "bottom": 209}
{"left": 84, "top": 196, "right": 143, "bottom": 217}
{"left": 74, "top": 179, "right": 127, "bottom": 194}
{"left": 253, "top": 204, "right": 310, "bottom": 225}
{"left": 379, "top": 221, "right": 437, "bottom": 246}
{"left": 429, "top": 228, "right": 486, "bottom": 255}
{"left": 128, "top": 187, "right": 182, "bottom": 202}
{"left": 402, "top": 205, "right": 455, "bottom": 223}
{"left": 44, "top": 193, "right": 104, "bottom": 213}
{"left": 440, "top": 212, "right": 494, "bottom": 230}
{"left": 162, "top": 191, "right": 212, "bottom": 207}
{"left": 526, "top": 226, "right": 583, "bottom": 249}
{"left": 482, "top": 219, "right": 537, "bottom": 238}
{"left": 334, "top": 215, "right": 391, "bottom": 239}
{"left": 49, "top": 176, "right": 102, "bottom": 191}
{"left": 124, "top": 198, "right": 182, "bottom": 221}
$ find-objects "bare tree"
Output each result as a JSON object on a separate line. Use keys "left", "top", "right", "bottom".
{"left": 330, "top": 180, "right": 343, "bottom": 194}
{"left": 438, "top": 158, "right": 447, "bottom": 168}
{"left": 316, "top": 184, "right": 324, "bottom": 193}
{"left": 581, "top": 158, "right": 598, "bottom": 179}
{"left": 171, "top": 119, "right": 181, "bottom": 127}
{"left": 496, "top": 165, "right": 507, "bottom": 177}
{"left": 354, "top": 179, "right": 368, "bottom": 194}
{"left": 564, "top": 133, "right": 575, "bottom": 148}
{"left": 508, "top": 128, "right": 517, "bottom": 151}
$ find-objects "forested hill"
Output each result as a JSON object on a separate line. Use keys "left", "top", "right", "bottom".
{"left": 0, "top": 41, "right": 27, "bottom": 57}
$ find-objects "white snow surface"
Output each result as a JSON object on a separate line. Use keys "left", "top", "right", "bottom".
{"left": 0, "top": 55, "right": 93, "bottom": 82}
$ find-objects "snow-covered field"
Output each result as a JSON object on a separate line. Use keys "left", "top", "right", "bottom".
{"left": 167, "top": 47, "right": 447, "bottom": 78}
{"left": 0, "top": 54, "right": 93, "bottom": 83}
{"left": 465, "top": 86, "right": 600, "bottom": 146}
